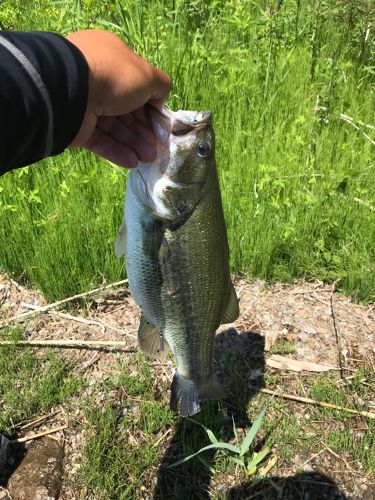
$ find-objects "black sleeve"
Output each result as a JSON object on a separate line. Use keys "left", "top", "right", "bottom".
{"left": 0, "top": 31, "right": 89, "bottom": 175}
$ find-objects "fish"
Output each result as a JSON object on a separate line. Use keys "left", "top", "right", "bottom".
{"left": 115, "top": 106, "right": 239, "bottom": 417}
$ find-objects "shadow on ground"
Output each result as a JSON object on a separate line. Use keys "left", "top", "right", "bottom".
{"left": 152, "top": 328, "right": 347, "bottom": 500}
{"left": 227, "top": 471, "right": 347, "bottom": 499}
{"left": 153, "top": 328, "right": 264, "bottom": 499}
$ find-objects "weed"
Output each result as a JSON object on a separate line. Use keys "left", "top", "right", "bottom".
{"left": 0, "top": 327, "right": 84, "bottom": 434}
{"left": 170, "top": 406, "right": 270, "bottom": 476}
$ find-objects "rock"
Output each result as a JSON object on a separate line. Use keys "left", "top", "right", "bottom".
{"left": 7, "top": 438, "right": 64, "bottom": 500}
{"left": 303, "top": 325, "right": 317, "bottom": 334}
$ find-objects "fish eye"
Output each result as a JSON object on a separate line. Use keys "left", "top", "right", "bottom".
{"left": 197, "top": 143, "right": 211, "bottom": 158}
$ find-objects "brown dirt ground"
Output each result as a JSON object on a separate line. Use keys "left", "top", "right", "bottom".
{"left": 0, "top": 274, "right": 374, "bottom": 499}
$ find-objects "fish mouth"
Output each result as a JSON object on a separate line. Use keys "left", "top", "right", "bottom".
{"left": 146, "top": 105, "right": 212, "bottom": 139}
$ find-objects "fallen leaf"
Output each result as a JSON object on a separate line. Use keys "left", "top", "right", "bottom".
{"left": 266, "top": 355, "right": 337, "bottom": 372}
{"left": 258, "top": 454, "right": 278, "bottom": 476}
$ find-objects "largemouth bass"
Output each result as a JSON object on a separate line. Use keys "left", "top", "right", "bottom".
{"left": 116, "top": 107, "right": 239, "bottom": 416}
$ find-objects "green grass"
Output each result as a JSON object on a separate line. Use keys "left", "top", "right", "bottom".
{"left": 271, "top": 340, "right": 297, "bottom": 355}
{"left": 0, "top": 0, "right": 374, "bottom": 302}
{"left": 79, "top": 355, "right": 175, "bottom": 499}
{"left": 326, "top": 421, "right": 375, "bottom": 473}
{"left": 78, "top": 355, "right": 375, "bottom": 497}
{"left": 1, "top": 326, "right": 373, "bottom": 495}
{"left": 0, "top": 327, "right": 84, "bottom": 435}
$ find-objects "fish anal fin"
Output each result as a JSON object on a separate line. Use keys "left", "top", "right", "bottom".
{"left": 138, "top": 313, "right": 169, "bottom": 360}
{"left": 221, "top": 281, "right": 240, "bottom": 324}
{"left": 115, "top": 220, "right": 127, "bottom": 258}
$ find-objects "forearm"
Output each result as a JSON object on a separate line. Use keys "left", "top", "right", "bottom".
{"left": 0, "top": 31, "right": 88, "bottom": 175}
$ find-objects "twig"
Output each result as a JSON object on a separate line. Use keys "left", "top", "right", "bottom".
{"left": 22, "top": 303, "right": 105, "bottom": 335}
{"left": 298, "top": 446, "right": 328, "bottom": 470}
{"left": 306, "top": 295, "right": 329, "bottom": 307}
{"left": 20, "top": 303, "right": 137, "bottom": 339}
{"left": 77, "top": 352, "right": 101, "bottom": 372}
{"left": 341, "top": 113, "right": 375, "bottom": 131}
{"left": 154, "top": 428, "right": 172, "bottom": 447}
{"left": 12, "top": 424, "right": 68, "bottom": 443}
{"left": 0, "top": 339, "right": 137, "bottom": 350}
{"left": 340, "top": 113, "right": 375, "bottom": 146}
{"left": 260, "top": 388, "right": 375, "bottom": 420}
{"left": 330, "top": 283, "right": 344, "bottom": 380}
{"left": 352, "top": 197, "right": 375, "bottom": 212}
{"left": 320, "top": 440, "right": 357, "bottom": 474}
{"left": 158, "top": 359, "right": 173, "bottom": 382}
{"left": 0, "top": 279, "right": 128, "bottom": 328}
{"left": 17, "top": 410, "right": 61, "bottom": 430}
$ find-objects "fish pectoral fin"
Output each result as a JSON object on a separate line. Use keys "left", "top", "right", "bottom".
{"left": 170, "top": 372, "right": 201, "bottom": 417}
{"left": 200, "top": 375, "right": 227, "bottom": 401}
{"left": 221, "top": 281, "right": 240, "bottom": 324}
{"left": 115, "top": 220, "right": 127, "bottom": 258}
{"left": 138, "top": 313, "right": 169, "bottom": 360}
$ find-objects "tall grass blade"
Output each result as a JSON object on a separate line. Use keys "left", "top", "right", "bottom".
{"left": 239, "top": 406, "right": 267, "bottom": 457}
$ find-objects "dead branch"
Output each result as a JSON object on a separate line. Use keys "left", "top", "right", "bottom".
{"left": 330, "top": 283, "right": 344, "bottom": 379}
{"left": 153, "top": 428, "right": 172, "bottom": 447}
{"left": 320, "top": 440, "right": 357, "bottom": 474}
{"left": 352, "top": 197, "right": 375, "bottom": 212}
{"left": 20, "top": 302, "right": 137, "bottom": 339}
{"left": 298, "top": 446, "right": 328, "bottom": 470}
{"left": 0, "top": 339, "right": 137, "bottom": 351}
{"left": 17, "top": 410, "right": 61, "bottom": 431}
{"left": 12, "top": 424, "right": 68, "bottom": 443}
{"left": 77, "top": 352, "right": 101, "bottom": 372}
{"left": 261, "top": 388, "right": 375, "bottom": 420}
{"left": 0, "top": 278, "right": 128, "bottom": 328}
{"left": 340, "top": 113, "right": 374, "bottom": 131}
{"left": 340, "top": 113, "right": 375, "bottom": 146}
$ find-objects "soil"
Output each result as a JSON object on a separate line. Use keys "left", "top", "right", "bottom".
{"left": 0, "top": 274, "right": 374, "bottom": 499}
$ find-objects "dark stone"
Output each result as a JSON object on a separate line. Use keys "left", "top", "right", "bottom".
{"left": 7, "top": 437, "right": 64, "bottom": 500}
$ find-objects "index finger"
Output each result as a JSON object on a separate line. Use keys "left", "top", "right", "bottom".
{"left": 148, "top": 67, "right": 172, "bottom": 109}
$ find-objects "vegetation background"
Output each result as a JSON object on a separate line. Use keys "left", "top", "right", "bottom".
{"left": 0, "top": 0, "right": 374, "bottom": 302}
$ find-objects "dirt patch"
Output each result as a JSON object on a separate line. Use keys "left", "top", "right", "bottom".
{"left": 0, "top": 275, "right": 374, "bottom": 499}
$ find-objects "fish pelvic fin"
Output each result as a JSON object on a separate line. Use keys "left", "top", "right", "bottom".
{"left": 200, "top": 374, "right": 227, "bottom": 401}
{"left": 170, "top": 372, "right": 201, "bottom": 417}
{"left": 115, "top": 220, "right": 127, "bottom": 258}
{"left": 221, "top": 281, "right": 240, "bottom": 325}
{"left": 138, "top": 313, "right": 169, "bottom": 360}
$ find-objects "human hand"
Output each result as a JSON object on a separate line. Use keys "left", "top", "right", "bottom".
{"left": 66, "top": 30, "right": 171, "bottom": 167}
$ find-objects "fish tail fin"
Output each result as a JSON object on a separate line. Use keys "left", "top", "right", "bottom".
{"left": 200, "top": 374, "right": 227, "bottom": 401}
{"left": 170, "top": 372, "right": 201, "bottom": 417}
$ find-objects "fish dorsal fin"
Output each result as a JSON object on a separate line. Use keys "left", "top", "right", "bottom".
{"left": 115, "top": 220, "right": 127, "bottom": 258}
{"left": 221, "top": 281, "right": 240, "bottom": 324}
{"left": 138, "top": 313, "right": 169, "bottom": 360}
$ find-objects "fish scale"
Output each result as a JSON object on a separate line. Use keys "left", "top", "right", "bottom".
{"left": 160, "top": 171, "right": 228, "bottom": 382}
